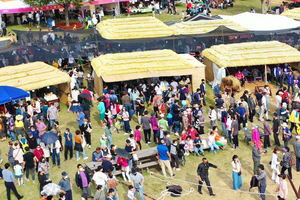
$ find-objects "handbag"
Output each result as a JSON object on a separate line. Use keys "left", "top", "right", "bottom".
{"left": 81, "top": 136, "right": 86, "bottom": 148}
{"left": 132, "top": 153, "right": 139, "bottom": 161}
{"left": 238, "top": 171, "right": 242, "bottom": 176}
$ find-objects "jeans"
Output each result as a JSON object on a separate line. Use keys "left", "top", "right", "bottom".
{"left": 194, "top": 146, "right": 204, "bottom": 156}
{"left": 174, "top": 121, "right": 180, "bottom": 133}
{"left": 209, "top": 144, "right": 219, "bottom": 154}
{"left": 202, "top": 95, "right": 206, "bottom": 106}
{"left": 296, "top": 157, "right": 300, "bottom": 172}
{"left": 107, "top": 136, "right": 113, "bottom": 150}
{"left": 288, "top": 83, "right": 294, "bottom": 93}
{"left": 7, "top": 130, "right": 16, "bottom": 141}
{"left": 221, "top": 122, "right": 228, "bottom": 137}
{"left": 128, "top": 159, "right": 133, "bottom": 169}
{"left": 25, "top": 167, "right": 35, "bottom": 181}
{"left": 259, "top": 185, "right": 266, "bottom": 200}
{"left": 49, "top": 119, "right": 56, "bottom": 128}
{"left": 52, "top": 151, "right": 60, "bottom": 166}
{"left": 76, "top": 149, "right": 86, "bottom": 160}
{"left": 124, "top": 121, "right": 132, "bottom": 133}
{"left": 113, "top": 189, "right": 118, "bottom": 200}
{"left": 277, "top": 109, "right": 280, "bottom": 118}
{"left": 82, "top": 186, "right": 91, "bottom": 197}
{"left": 228, "top": 130, "right": 232, "bottom": 143}
{"left": 125, "top": 104, "right": 132, "bottom": 115}
{"left": 46, "top": 173, "right": 49, "bottom": 179}
{"left": 134, "top": 185, "right": 144, "bottom": 200}
{"left": 210, "top": 120, "right": 216, "bottom": 130}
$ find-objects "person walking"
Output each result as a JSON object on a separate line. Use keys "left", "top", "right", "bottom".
{"left": 272, "top": 113, "right": 281, "bottom": 147}
{"left": 47, "top": 103, "right": 59, "bottom": 128}
{"left": 83, "top": 118, "right": 92, "bottom": 149}
{"left": 252, "top": 141, "right": 265, "bottom": 175}
{"left": 235, "top": 103, "right": 246, "bottom": 130}
{"left": 231, "top": 155, "right": 242, "bottom": 192}
{"left": 3, "top": 163, "right": 24, "bottom": 200}
{"left": 197, "top": 157, "right": 222, "bottom": 196}
{"left": 156, "top": 139, "right": 175, "bottom": 178}
{"left": 275, "top": 174, "right": 288, "bottom": 200}
{"left": 261, "top": 119, "right": 271, "bottom": 149}
{"left": 104, "top": 122, "right": 115, "bottom": 150}
{"left": 51, "top": 138, "right": 61, "bottom": 168}
{"left": 75, "top": 164, "right": 93, "bottom": 198}
{"left": 141, "top": 110, "right": 152, "bottom": 144}
{"left": 76, "top": 110, "right": 85, "bottom": 134}
{"left": 293, "top": 135, "right": 300, "bottom": 172}
{"left": 23, "top": 147, "right": 35, "bottom": 183}
{"left": 130, "top": 168, "right": 144, "bottom": 200}
{"left": 63, "top": 128, "right": 73, "bottom": 161}
{"left": 281, "top": 147, "right": 293, "bottom": 180}
{"left": 271, "top": 147, "right": 280, "bottom": 184}
{"left": 58, "top": 171, "right": 73, "bottom": 200}
{"left": 255, "top": 164, "right": 267, "bottom": 200}
{"left": 282, "top": 123, "right": 291, "bottom": 148}
{"left": 231, "top": 116, "right": 239, "bottom": 150}
{"left": 200, "top": 79, "right": 207, "bottom": 106}
{"left": 209, "top": 106, "right": 217, "bottom": 129}
{"left": 247, "top": 93, "right": 256, "bottom": 123}
{"left": 74, "top": 130, "right": 88, "bottom": 161}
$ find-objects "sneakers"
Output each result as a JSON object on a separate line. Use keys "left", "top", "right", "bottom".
{"left": 124, "top": 133, "right": 128, "bottom": 135}
{"left": 77, "top": 158, "right": 80, "bottom": 161}
{"left": 231, "top": 148, "right": 236, "bottom": 150}
{"left": 172, "top": 174, "right": 176, "bottom": 177}
{"left": 173, "top": 167, "right": 176, "bottom": 170}
{"left": 210, "top": 194, "right": 216, "bottom": 197}
{"left": 33, "top": 180, "right": 35, "bottom": 183}
{"left": 18, "top": 195, "right": 24, "bottom": 199}
{"left": 89, "top": 145, "right": 91, "bottom": 149}
{"left": 25, "top": 178, "right": 29, "bottom": 181}
{"left": 148, "top": 141, "right": 151, "bottom": 144}
{"left": 84, "top": 157, "right": 89, "bottom": 160}
{"left": 0, "top": 159, "right": 3, "bottom": 164}
{"left": 176, "top": 168, "right": 181, "bottom": 171}
{"left": 131, "top": 130, "right": 133, "bottom": 134}
{"left": 175, "top": 132, "right": 179, "bottom": 136}
{"left": 21, "top": 183, "right": 25, "bottom": 186}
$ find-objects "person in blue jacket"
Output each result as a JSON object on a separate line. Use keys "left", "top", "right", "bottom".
{"left": 287, "top": 70, "right": 294, "bottom": 93}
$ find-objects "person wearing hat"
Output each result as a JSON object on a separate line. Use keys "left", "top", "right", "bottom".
{"left": 272, "top": 113, "right": 281, "bottom": 147}
{"left": 6, "top": 113, "right": 16, "bottom": 141}
{"left": 293, "top": 135, "right": 300, "bottom": 172}
{"left": 158, "top": 114, "right": 168, "bottom": 131}
{"left": 125, "top": 139, "right": 135, "bottom": 169}
{"left": 15, "top": 115, "right": 25, "bottom": 140}
{"left": 101, "top": 154, "right": 114, "bottom": 173}
{"left": 130, "top": 168, "right": 144, "bottom": 200}
{"left": 254, "top": 164, "right": 267, "bottom": 200}
{"left": 75, "top": 164, "right": 93, "bottom": 198}
{"left": 200, "top": 79, "right": 207, "bottom": 106}
{"left": 281, "top": 123, "right": 291, "bottom": 148}
{"left": 261, "top": 119, "right": 271, "bottom": 149}
{"left": 156, "top": 125, "right": 165, "bottom": 145}
{"left": 58, "top": 171, "right": 73, "bottom": 200}
{"left": 157, "top": 139, "right": 175, "bottom": 178}
{"left": 281, "top": 147, "right": 293, "bottom": 179}
{"left": 275, "top": 174, "right": 288, "bottom": 200}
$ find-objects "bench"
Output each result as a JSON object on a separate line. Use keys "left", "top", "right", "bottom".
{"left": 137, "top": 161, "right": 159, "bottom": 173}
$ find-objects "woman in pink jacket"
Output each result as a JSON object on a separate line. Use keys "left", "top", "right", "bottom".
{"left": 117, "top": 157, "right": 131, "bottom": 182}
{"left": 252, "top": 124, "right": 260, "bottom": 144}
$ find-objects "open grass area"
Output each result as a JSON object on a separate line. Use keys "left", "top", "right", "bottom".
{"left": 0, "top": 69, "right": 299, "bottom": 200}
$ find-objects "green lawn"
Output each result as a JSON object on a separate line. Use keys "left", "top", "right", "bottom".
{"left": 0, "top": 70, "right": 299, "bottom": 200}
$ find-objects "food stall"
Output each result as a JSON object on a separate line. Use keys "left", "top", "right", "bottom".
{"left": 91, "top": 49, "right": 206, "bottom": 96}
{"left": 0, "top": 62, "right": 71, "bottom": 110}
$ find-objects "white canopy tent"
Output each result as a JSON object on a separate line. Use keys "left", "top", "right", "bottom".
{"left": 219, "top": 12, "right": 300, "bottom": 32}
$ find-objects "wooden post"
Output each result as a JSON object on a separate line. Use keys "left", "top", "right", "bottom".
{"left": 265, "top": 65, "right": 267, "bottom": 84}
{"left": 288, "top": 175, "right": 300, "bottom": 199}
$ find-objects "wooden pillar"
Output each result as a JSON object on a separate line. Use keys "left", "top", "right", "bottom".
{"left": 265, "top": 65, "right": 267, "bottom": 84}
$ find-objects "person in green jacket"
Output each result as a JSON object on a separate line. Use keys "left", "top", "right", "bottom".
{"left": 98, "top": 97, "right": 106, "bottom": 128}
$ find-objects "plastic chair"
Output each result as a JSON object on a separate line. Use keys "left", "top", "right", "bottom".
{"left": 243, "top": 127, "right": 252, "bottom": 146}
{"left": 252, "top": 69, "right": 263, "bottom": 84}
{"left": 256, "top": 125, "right": 265, "bottom": 138}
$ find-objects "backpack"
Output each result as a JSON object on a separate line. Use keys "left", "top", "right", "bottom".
{"left": 257, "top": 98, "right": 262, "bottom": 106}
{"left": 289, "top": 154, "right": 296, "bottom": 166}
{"left": 166, "top": 185, "right": 182, "bottom": 197}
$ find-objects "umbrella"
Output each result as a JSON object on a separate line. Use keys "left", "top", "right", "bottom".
{"left": 70, "top": 105, "right": 83, "bottom": 112}
{"left": 40, "top": 131, "right": 58, "bottom": 145}
{"left": 0, "top": 86, "right": 29, "bottom": 105}
{"left": 79, "top": 93, "right": 92, "bottom": 98}
{"left": 115, "top": 148, "right": 131, "bottom": 159}
{"left": 41, "top": 183, "right": 61, "bottom": 196}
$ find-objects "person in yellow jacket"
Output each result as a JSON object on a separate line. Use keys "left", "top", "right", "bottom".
{"left": 289, "top": 108, "right": 299, "bottom": 134}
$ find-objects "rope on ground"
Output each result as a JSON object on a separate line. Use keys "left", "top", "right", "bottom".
{"left": 147, "top": 168, "right": 297, "bottom": 198}
{"left": 119, "top": 181, "right": 157, "bottom": 200}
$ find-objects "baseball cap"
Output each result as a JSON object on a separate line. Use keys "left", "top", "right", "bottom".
{"left": 257, "top": 164, "right": 264, "bottom": 170}
{"left": 62, "top": 171, "right": 68, "bottom": 176}
{"left": 161, "top": 139, "right": 166, "bottom": 144}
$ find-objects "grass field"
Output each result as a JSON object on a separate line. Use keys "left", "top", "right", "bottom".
{"left": 0, "top": 66, "right": 299, "bottom": 200}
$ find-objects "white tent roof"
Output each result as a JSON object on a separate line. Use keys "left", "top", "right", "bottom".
{"left": 219, "top": 12, "right": 300, "bottom": 31}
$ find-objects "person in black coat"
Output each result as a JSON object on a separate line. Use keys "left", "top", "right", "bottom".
{"left": 75, "top": 164, "right": 92, "bottom": 198}
{"left": 38, "top": 170, "right": 51, "bottom": 193}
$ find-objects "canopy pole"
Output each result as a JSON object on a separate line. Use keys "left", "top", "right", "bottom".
{"left": 265, "top": 65, "right": 267, "bottom": 84}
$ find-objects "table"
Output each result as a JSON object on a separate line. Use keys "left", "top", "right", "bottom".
{"left": 135, "top": 147, "right": 157, "bottom": 160}
{"left": 84, "top": 160, "right": 117, "bottom": 172}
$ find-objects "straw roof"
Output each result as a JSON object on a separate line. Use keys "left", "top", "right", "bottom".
{"left": 202, "top": 41, "right": 300, "bottom": 68}
{"left": 96, "top": 17, "right": 177, "bottom": 40}
{"left": 0, "top": 62, "right": 71, "bottom": 91}
{"left": 281, "top": 8, "right": 300, "bottom": 20}
{"left": 171, "top": 19, "right": 248, "bottom": 35}
{"left": 91, "top": 50, "right": 205, "bottom": 82}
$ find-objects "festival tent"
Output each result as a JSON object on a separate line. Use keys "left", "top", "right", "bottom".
{"left": 219, "top": 12, "right": 300, "bottom": 32}
{"left": 281, "top": 8, "right": 300, "bottom": 20}
{"left": 96, "top": 17, "right": 178, "bottom": 40}
{"left": 202, "top": 41, "right": 300, "bottom": 86}
{"left": 0, "top": 86, "right": 29, "bottom": 105}
{"left": 171, "top": 19, "right": 248, "bottom": 35}
{"left": 91, "top": 49, "right": 205, "bottom": 96}
{"left": 0, "top": 62, "right": 71, "bottom": 104}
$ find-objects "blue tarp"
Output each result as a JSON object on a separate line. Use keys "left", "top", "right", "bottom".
{"left": 0, "top": 86, "right": 29, "bottom": 105}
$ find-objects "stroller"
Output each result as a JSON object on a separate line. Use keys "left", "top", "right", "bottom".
{"left": 114, "top": 114, "right": 124, "bottom": 133}
{"left": 178, "top": 144, "right": 186, "bottom": 166}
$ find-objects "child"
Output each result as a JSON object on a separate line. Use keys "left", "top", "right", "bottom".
{"left": 14, "top": 161, "right": 24, "bottom": 186}
{"left": 167, "top": 113, "right": 174, "bottom": 134}
{"left": 170, "top": 139, "right": 180, "bottom": 171}
{"left": 110, "top": 144, "right": 117, "bottom": 160}
{"left": 193, "top": 134, "right": 204, "bottom": 157}
{"left": 135, "top": 125, "right": 142, "bottom": 150}
{"left": 100, "top": 134, "right": 107, "bottom": 148}
{"left": 127, "top": 185, "right": 136, "bottom": 200}
{"left": 106, "top": 108, "right": 113, "bottom": 126}
{"left": 183, "top": 136, "right": 193, "bottom": 156}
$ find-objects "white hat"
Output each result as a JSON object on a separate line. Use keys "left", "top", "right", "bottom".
{"left": 282, "top": 122, "right": 288, "bottom": 127}
{"left": 107, "top": 154, "right": 112, "bottom": 158}
{"left": 5, "top": 113, "right": 11, "bottom": 118}
{"left": 160, "top": 114, "right": 164, "bottom": 118}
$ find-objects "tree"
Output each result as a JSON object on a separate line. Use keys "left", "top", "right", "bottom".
{"left": 23, "top": 0, "right": 84, "bottom": 26}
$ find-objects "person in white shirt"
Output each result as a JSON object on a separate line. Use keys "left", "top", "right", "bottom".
{"left": 275, "top": 92, "right": 283, "bottom": 117}
{"left": 259, "top": 92, "right": 269, "bottom": 121}
{"left": 271, "top": 147, "right": 280, "bottom": 184}
{"left": 51, "top": 140, "right": 61, "bottom": 167}
{"left": 208, "top": 131, "right": 219, "bottom": 155}
{"left": 33, "top": 98, "right": 41, "bottom": 119}
{"left": 226, "top": 116, "right": 232, "bottom": 143}
{"left": 72, "top": 87, "right": 80, "bottom": 102}
{"left": 92, "top": 166, "right": 108, "bottom": 192}
{"left": 231, "top": 155, "right": 242, "bottom": 192}
{"left": 170, "top": 79, "right": 178, "bottom": 91}
{"left": 209, "top": 106, "right": 217, "bottom": 129}
{"left": 36, "top": 12, "right": 40, "bottom": 28}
